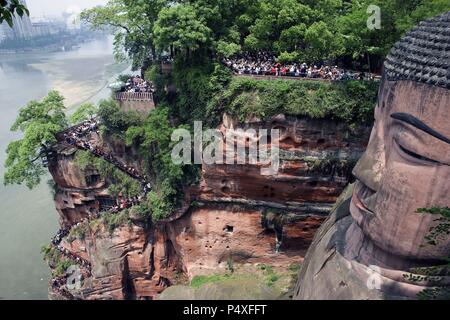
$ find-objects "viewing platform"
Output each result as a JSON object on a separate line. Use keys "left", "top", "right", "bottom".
{"left": 114, "top": 91, "right": 155, "bottom": 113}
{"left": 115, "top": 91, "right": 154, "bottom": 102}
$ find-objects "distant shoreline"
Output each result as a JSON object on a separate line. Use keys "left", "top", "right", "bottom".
{"left": 0, "top": 35, "right": 108, "bottom": 56}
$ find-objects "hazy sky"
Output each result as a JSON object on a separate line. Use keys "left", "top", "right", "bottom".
{"left": 26, "top": 0, "right": 108, "bottom": 18}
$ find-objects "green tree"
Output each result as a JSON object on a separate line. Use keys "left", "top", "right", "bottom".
{"left": 153, "top": 3, "right": 213, "bottom": 55}
{"left": 304, "top": 21, "right": 344, "bottom": 63}
{"left": 242, "top": 0, "right": 345, "bottom": 62}
{"left": 396, "top": 0, "right": 450, "bottom": 34}
{"left": 125, "top": 106, "right": 197, "bottom": 220}
{"left": 69, "top": 103, "right": 98, "bottom": 124}
{"left": 81, "top": 0, "right": 169, "bottom": 71}
{"left": 97, "top": 99, "right": 143, "bottom": 135}
{"left": 336, "top": 0, "right": 450, "bottom": 71}
{"left": 0, "top": 0, "right": 29, "bottom": 27}
{"left": 4, "top": 91, "right": 68, "bottom": 189}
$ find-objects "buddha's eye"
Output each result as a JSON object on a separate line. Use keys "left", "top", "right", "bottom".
{"left": 396, "top": 140, "right": 439, "bottom": 165}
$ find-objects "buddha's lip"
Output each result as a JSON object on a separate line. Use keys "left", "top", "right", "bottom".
{"left": 353, "top": 181, "right": 376, "bottom": 215}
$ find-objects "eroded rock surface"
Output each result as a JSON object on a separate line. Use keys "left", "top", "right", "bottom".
{"left": 47, "top": 115, "right": 370, "bottom": 299}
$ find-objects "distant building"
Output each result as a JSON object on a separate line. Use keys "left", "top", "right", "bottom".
{"left": 0, "top": 0, "right": 33, "bottom": 42}
{"left": 31, "top": 20, "right": 65, "bottom": 37}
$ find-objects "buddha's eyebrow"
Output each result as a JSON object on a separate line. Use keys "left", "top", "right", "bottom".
{"left": 391, "top": 113, "right": 450, "bottom": 145}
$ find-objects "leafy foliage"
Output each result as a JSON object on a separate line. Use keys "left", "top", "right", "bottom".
{"left": 125, "top": 106, "right": 199, "bottom": 221}
{"left": 257, "top": 264, "right": 280, "bottom": 287}
{"left": 67, "top": 223, "right": 88, "bottom": 242}
{"left": 69, "top": 103, "right": 98, "bottom": 124}
{"left": 216, "top": 77, "right": 379, "bottom": 125}
{"left": 4, "top": 91, "right": 68, "bottom": 189}
{"left": 101, "top": 210, "right": 132, "bottom": 233}
{"left": 130, "top": 201, "right": 152, "bottom": 219}
{"left": 74, "top": 150, "right": 142, "bottom": 198}
{"left": 171, "top": 59, "right": 233, "bottom": 126}
{"left": 41, "top": 245, "right": 74, "bottom": 277}
{"left": 97, "top": 99, "right": 143, "bottom": 135}
{"left": 81, "top": 0, "right": 168, "bottom": 71}
{"left": 190, "top": 274, "right": 232, "bottom": 288}
{"left": 417, "top": 207, "right": 450, "bottom": 246}
{"left": 337, "top": 0, "right": 450, "bottom": 69}
{"left": 0, "top": 0, "right": 29, "bottom": 27}
{"left": 82, "top": 0, "right": 450, "bottom": 72}
{"left": 153, "top": 4, "right": 212, "bottom": 54}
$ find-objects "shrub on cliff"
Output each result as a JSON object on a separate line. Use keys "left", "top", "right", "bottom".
{"left": 102, "top": 210, "right": 132, "bottom": 234}
{"left": 126, "top": 106, "right": 199, "bottom": 221}
{"left": 41, "top": 245, "right": 73, "bottom": 277}
{"left": 74, "top": 150, "right": 142, "bottom": 198}
{"left": 97, "top": 99, "right": 143, "bottom": 136}
{"left": 217, "top": 77, "right": 379, "bottom": 126}
{"left": 171, "top": 59, "right": 233, "bottom": 126}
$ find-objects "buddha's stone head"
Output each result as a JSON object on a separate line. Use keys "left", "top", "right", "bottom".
{"left": 351, "top": 12, "right": 450, "bottom": 262}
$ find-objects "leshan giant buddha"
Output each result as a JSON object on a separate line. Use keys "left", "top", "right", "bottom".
{"left": 294, "top": 12, "right": 450, "bottom": 300}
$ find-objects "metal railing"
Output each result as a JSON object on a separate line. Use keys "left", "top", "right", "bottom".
{"left": 115, "top": 92, "right": 154, "bottom": 102}
{"left": 233, "top": 72, "right": 381, "bottom": 82}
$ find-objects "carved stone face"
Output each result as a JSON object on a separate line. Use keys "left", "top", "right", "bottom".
{"left": 351, "top": 79, "right": 450, "bottom": 261}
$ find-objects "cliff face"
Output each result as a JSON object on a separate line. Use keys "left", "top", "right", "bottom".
{"left": 199, "top": 114, "right": 367, "bottom": 207}
{"left": 47, "top": 114, "right": 370, "bottom": 300}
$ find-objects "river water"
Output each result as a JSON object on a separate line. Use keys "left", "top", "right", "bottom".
{"left": 0, "top": 36, "right": 128, "bottom": 300}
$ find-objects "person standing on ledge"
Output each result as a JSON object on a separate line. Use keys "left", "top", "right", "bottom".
{"left": 294, "top": 11, "right": 450, "bottom": 300}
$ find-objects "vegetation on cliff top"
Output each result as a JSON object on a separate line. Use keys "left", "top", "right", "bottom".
{"left": 219, "top": 77, "right": 379, "bottom": 125}
{"left": 82, "top": 0, "right": 450, "bottom": 73}
{"left": 69, "top": 103, "right": 98, "bottom": 125}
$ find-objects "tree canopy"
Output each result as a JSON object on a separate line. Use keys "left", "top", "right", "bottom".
{"left": 81, "top": 0, "right": 169, "bottom": 71}
{"left": 81, "top": 0, "right": 450, "bottom": 71}
{"left": 4, "top": 91, "right": 68, "bottom": 189}
{"left": 69, "top": 103, "right": 98, "bottom": 124}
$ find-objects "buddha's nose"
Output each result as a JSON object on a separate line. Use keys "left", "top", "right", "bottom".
{"left": 352, "top": 126, "right": 385, "bottom": 192}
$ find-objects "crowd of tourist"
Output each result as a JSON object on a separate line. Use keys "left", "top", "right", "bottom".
{"left": 55, "top": 244, "right": 92, "bottom": 273}
{"left": 63, "top": 119, "right": 145, "bottom": 182}
{"left": 49, "top": 246, "right": 92, "bottom": 300}
{"left": 108, "top": 189, "right": 149, "bottom": 214}
{"left": 62, "top": 116, "right": 153, "bottom": 221}
{"left": 51, "top": 277, "right": 75, "bottom": 299}
{"left": 72, "top": 118, "right": 99, "bottom": 137}
{"left": 119, "top": 75, "right": 155, "bottom": 93}
{"left": 52, "top": 113, "right": 156, "bottom": 297}
{"left": 51, "top": 228, "right": 70, "bottom": 246}
{"left": 223, "top": 52, "right": 376, "bottom": 81}
{"left": 49, "top": 231, "right": 93, "bottom": 298}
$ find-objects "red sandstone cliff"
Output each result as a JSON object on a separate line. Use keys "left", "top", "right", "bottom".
{"left": 46, "top": 114, "right": 370, "bottom": 300}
